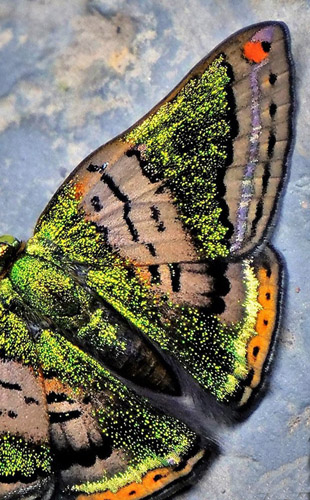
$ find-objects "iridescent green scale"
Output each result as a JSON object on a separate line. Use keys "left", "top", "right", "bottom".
{"left": 0, "top": 22, "right": 294, "bottom": 500}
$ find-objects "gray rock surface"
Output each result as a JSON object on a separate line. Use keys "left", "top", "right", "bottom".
{"left": 0, "top": 1, "right": 309, "bottom": 499}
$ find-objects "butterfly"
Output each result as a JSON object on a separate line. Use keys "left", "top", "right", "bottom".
{"left": 0, "top": 20, "right": 294, "bottom": 500}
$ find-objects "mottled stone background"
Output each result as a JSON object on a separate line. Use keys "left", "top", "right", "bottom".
{"left": 0, "top": 1, "right": 309, "bottom": 499}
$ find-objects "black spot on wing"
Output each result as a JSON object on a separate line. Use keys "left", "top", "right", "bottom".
{"left": 24, "top": 396, "right": 39, "bottom": 405}
{"left": 87, "top": 162, "right": 108, "bottom": 173}
{"left": 101, "top": 173, "right": 127, "bottom": 202}
{"left": 267, "top": 132, "right": 276, "bottom": 158}
{"left": 253, "top": 346, "right": 260, "bottom": 357}
{"left": 101, "top": 173, "right": 139, "bottom": 242}
{"left": 250, "top": 162, "right": 271, "bottom": 239}
{"left": 200, "top": 261, "right": 229, "bottom": 315}
{"left": 49, "top": 409, "right": 81, "bottom": 424}
{"left": 150, "top": 205, "right": 166, "bottom": 232}
{"left": 91, "top": 195, "right": 103, "bottom": 212}
{"left": 148, "top": 265, "right": 161, "bottom": 285}
{"left": 124, "top": 202, "right": 139, "bottom": 242}
{"left": 261, "top": 41, "right": 271, "bottom": 53}
{"left": 53, "top": 435, "right": 113, "bottom": 470}
{"left": 153, "top": 474, "right": 164, "bottom": 482}
{"left": 262, "top": 259, "right": 272, "bottom": 278}
{"left": 8, "top": 410, "right": 18, "bottom": 419}
{"left": 0, "top": 380, "right": 21, "bottom": 391}
{"left": 262, "top": 163, "right": 271, "bottom": 191}
{"left": 154, "top": 184, "right": 166, "bottom": 195}
{"left": 269, "top": 102, "right": 277, "bottom": 118}
{"left": 269, "top": 73, "right": 277, "bottom": 85}
{"left": 46, "top": 391, "right": 74, "bottom": 404}
{"left": 87, "top": 164, "right": 100, "bottom": 172}
{"left": 169, "top": 263, "right": 181, "bottom": 292}
{"left": 146, "top": 243, "right": 157, "bottom": 257}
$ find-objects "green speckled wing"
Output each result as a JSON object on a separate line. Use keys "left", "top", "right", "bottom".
{"left": 36, "top": 329, "right": 205, "bottom": 500}
{"left": 0, "top": 21, "right": 294, "bottom": 500}
{"left": 36, "top": 23, "right": 293, "bottom": 263}
{"left": 0, "top": 285, "right": 206, "bottom": 500}
{"left": 30, "top": 22, "right": 293, "bottom": 408}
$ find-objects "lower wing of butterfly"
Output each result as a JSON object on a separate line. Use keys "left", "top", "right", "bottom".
{"left": 0, "top": 289, "right": 208, "bottom": 499}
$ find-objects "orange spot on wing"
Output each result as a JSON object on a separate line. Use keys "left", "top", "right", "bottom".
{"left": 243, "top": 41, "right": 269, "bottom": 63}
{"left": 44, "top": 378, "right": 74, "bottom": 395}
{"left": 74, "top": 181, "right": 87, "bottom": 200}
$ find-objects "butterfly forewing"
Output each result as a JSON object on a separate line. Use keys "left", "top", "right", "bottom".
{"left": 36, "top": 22, "right": 293, "bottom": 263}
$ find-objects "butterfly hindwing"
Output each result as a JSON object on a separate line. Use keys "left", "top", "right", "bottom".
{"left": 0, "top": 286, "right": 206, "bottom": 499}
{"left": 0, "top": 259, "right": 207, "bottom": 499}
{"left": 36, "top": 329, "right": 206, "bottom": 500}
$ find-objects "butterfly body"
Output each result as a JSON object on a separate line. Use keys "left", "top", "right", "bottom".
{"left": 0, "top": 21, "right": 293, "bottom": 500}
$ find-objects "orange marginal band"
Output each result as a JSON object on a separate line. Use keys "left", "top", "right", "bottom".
{"left": 247, "top": 262, "right": 279, "bottom": 389}
{"left": 76, "top": 450, "right": 205, "bottom": 500}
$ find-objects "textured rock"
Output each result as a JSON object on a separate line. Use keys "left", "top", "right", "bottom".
{"left": 0, "top": 1, "right": 309, "bottom": 499}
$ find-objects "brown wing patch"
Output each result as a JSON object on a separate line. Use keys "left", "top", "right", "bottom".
{"left": 143, "top": 262, "right": 215, "bottom": 308}
{"left": 43, "top": 379, "right": 123, "bottom": 488}
{"left": 0, "top": 361, "right": 51, "bottom": 499}
{"left": 81, "top": 152, "right": 198, "bottom": 266}
{"left": 218, "top": 261, "right": 245, "bottom": 324}
{"left": 0, "top": 361, "right": 49, "bottom": 443}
